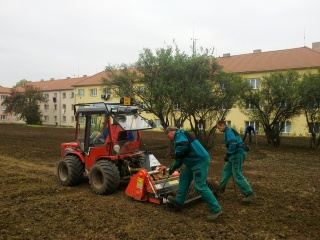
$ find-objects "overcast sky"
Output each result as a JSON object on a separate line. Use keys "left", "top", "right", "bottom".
{"left": 1, "top": 0, "right": 319, "bottom": 88}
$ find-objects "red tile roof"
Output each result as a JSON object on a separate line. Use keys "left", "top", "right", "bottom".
{"left": 0, "top": 86, "right": 12, "bottom": 94}
{"left": 15, "top": 77, "right": 88, "bottom": 92}
{"left": 73, "top": 71, "right": 110, "bottom": 86}
{"left": 217, "top": 47, "right": 320, "bottom": 73}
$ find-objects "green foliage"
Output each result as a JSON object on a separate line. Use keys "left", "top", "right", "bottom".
{"left": 3, "top": 85, "right": 46, "bottom": 125}
{"left": 13, "top": 79, "right": 29, "bottom": 88}
{"left": 301, "top": 69, "right": 320, "bottom": 148}
{"left": 239, "top": 71, "right": 303, "bottom": 146}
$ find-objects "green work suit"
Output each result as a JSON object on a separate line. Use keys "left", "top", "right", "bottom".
{"left": 171, "top": 129, "right": 221, "bottom": 214}
{"left": 220, "top": 126, "right": 252, "bottom": 196}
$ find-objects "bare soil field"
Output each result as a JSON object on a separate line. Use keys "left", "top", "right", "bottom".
{"left": 0, "top": 124, "right": 319, "bottom": 240}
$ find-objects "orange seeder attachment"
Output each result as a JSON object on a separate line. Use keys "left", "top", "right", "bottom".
{"left": 125, "top": 166, "right": 181, "bottom": 204}
{"left": 125, "top": 168, "right": 150, "bottom": 201}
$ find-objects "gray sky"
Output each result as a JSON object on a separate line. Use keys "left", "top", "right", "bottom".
{"left": 1, "top": 0, "right": 319, "bottom": 88}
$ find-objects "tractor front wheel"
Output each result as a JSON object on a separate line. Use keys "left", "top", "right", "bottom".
{"left": 57, "top": 155, "right": 84, "bottom": 186}
{"left": 89, "top": 160, "right": 120, "bottom": 195}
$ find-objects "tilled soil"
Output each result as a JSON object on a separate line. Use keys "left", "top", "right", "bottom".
{"left": 0, "top": 124, "right": 319, "bottom": 240}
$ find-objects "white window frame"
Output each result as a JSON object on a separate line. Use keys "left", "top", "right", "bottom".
{"left": 78, "top": 89, "right": 85, "bottom": 97}
{"left": 247, "top": 78, "right": 260, "bottom": 89}
{"left": 280, "top": 122, "right": 291, "bottom": 133}
{"left": 173, "top": 103, "right": 180, "bottom": 110}
{"left": 90, "top": 88, "right": 97, "bottom": 97}
{"left": 246, "top": 101, "right": 257, "bottom": 110}
{"left": 138, "top": 86, "right": 146, "bottom": 94}
{"left": 155, "top": 119, "right": 162, "bottom": 128}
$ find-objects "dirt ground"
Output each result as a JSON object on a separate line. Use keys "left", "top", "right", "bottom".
{"left": 0, "top": 124, "right": 319, "bottom": 240}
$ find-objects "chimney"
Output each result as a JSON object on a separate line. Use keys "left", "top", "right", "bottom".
{"left": 312, "top": 42, "right": 320, "bottom": 52}
{"left": 223, "top": 53, "right": 230, "bottom": 57}
{"left": 253, "top": 49, "right": 261, "bottom": 53}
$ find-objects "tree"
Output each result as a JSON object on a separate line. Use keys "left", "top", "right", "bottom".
{"left": 104, "top": 43, "right": 191, "bottom": 131}
{"left": 177, "top": 58, "right": 248, "bottom": 149}
{"left": 104, "top": 42, "right": 247, "bottom": 149}
{"left": 239, "top": 71, "right": 303, "bottom": 147}
{"left": 13, "top": 79, "right": 29, "bottom": 88}
{"left": 300, "top": 69, "right": 320, "bottom": 148}
{"left": 3, "top": 85, "right": 46, "bottom": 124}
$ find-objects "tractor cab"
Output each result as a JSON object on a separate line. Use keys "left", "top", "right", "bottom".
{"left": 75, "top": 102, "right": 154, "bottom": 154}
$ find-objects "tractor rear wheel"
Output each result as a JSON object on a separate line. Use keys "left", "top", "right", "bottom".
{"left": 89, "top": 160, "right": 120, "bottom": 195}
{"left": 57, "top": 155, "right": 84, "bottom": 186}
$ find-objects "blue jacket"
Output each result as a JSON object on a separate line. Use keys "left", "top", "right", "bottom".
{"left": 172, "top": 129, "right": 210, "bottom": 169}
{"left": 224, "top": 126, "right": 246, "bottom": 156}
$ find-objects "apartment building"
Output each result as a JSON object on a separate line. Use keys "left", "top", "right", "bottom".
{"left": 217, "top": 45, "right": 320, "bottom": 135}
{"left": 11, "top": 76, "right": 88, "bottom": 126}
{"left": 1, "top": 86, "right": 21, "bottom": 123}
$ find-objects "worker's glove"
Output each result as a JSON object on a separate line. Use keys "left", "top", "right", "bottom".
{"left": 168, "top": 168, "right": 175, "bottom": 175}
{"left": 224, "top": 154, "right": 231, "bottom": 162}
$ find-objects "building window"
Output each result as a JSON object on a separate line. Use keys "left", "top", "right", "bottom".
{"left": 62, "top": 116, "right": 66, "bottom": 123}
{"left": 155, "top": 119, "right": 162, "bottom": 128}
{"left": 245, "top": 121, "right": 259, "bottom": 134}
{"left": 276, "top": 101, "right": 290, "bottom": 109}
{"left": 225, "top": 121, "right": 231, "bottom": 126}
{"left": 78, "top": 89, "right": 85, "bottom": 97}
{"left": 54, "top": 116, "right": 57, "bottom": 122}
{"left": 44, "top": 104, "right": 49, "bottom": 111}
{"left": 54, "top": 104, "right": 57, "bottom": 111}
{"left": 1, "top": 115, "right": 7, "bottom": 120}
{"left": 198, "top": 120, "right": 205, "bottom": 130}
{"left": 79, "top": 117, "right": 85, "bottom": 124}
{"left": 173, "top": 103, "right": 180, "bottom": 110}
{"left": 54, "top": 93, "right": 57, "bottom": 98}
{"left": 44, "top": 93, "right": 49, "bottom": 100}
{"left": 246, "top": 101, "right": 257, "bottom": 110}
{"left": 62, "top": 92, "right": 66, "bottom": 98}
{"left": 221, "top": 102, "right": 232, "bottom": 110}
{"left": 138, "top": 86, "right": 146, "bottom": 94}
{"left": 247, "top": 78, "right": 260, "bottom": 89}
{"left": 174, "top": 119, "right": 183, "bottom": 128}
{"left": 70, "top": 92, "right": 74, "bottom": 98}
{"left": 278, "top": 122, "right": 291, "bottom": 133}
{"left": 90, "top": 88, "right": 97, "bottom": 96}
{"left": 1, "top": 105, "right": 6, "bottom": 110}
{"left": 105, "top": 88, "right": 111, "bottom": 95}
{"left": 71, "top": 116, "right": 74, "bottom": 123}
{"left": 308, "top": 123, "right": 320, "bottom": 134}
{"left": 1, "top": 95, "right": 7, "bottom": 100}
{"left": 91, "top": 117, "right": 97, "bottom": 125}
{"left": 44, "top": 116, "right": 49, "bottom": 122}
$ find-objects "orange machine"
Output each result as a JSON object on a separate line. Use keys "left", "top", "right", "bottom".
{"left": 125, "top": 165, "right": 180, "bottom": 204}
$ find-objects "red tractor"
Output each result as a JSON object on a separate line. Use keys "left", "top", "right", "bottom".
{"left": 57, "top": 101, "right": 156, "bottom": 194}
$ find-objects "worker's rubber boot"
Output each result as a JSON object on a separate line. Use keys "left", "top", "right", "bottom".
{"left": 241, "top": 192, "right": 257, "bottom": 204}
{"left": 207, "top": 210, "right": 223, "bottom": 222}
{"left": 167, "top": 195, "right": 183, "bottom": 212}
